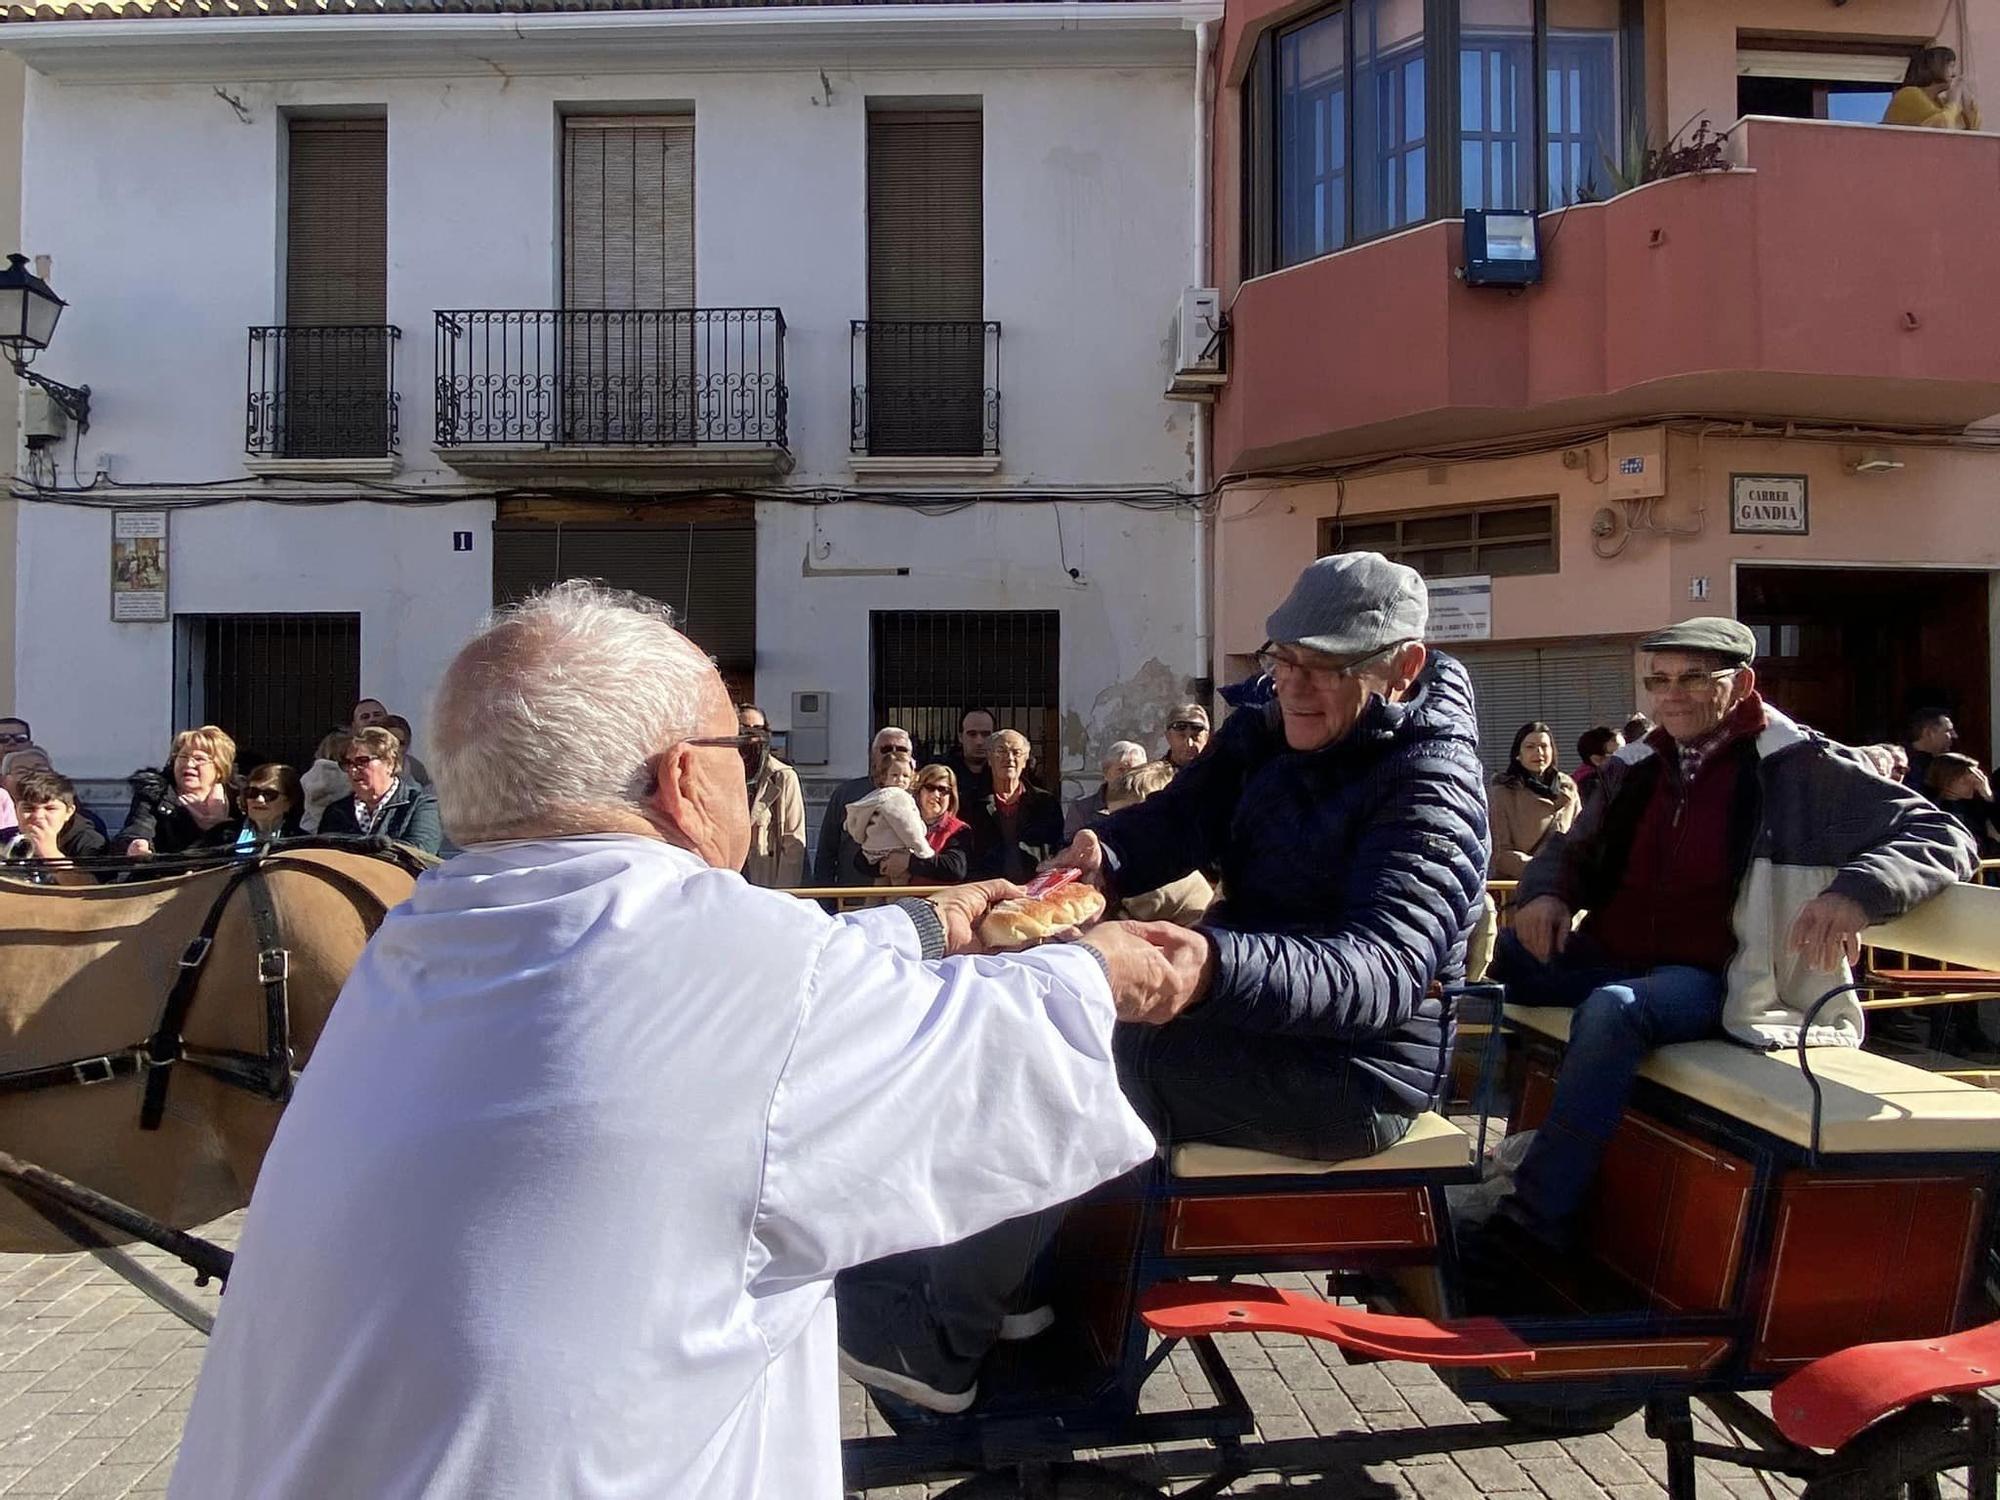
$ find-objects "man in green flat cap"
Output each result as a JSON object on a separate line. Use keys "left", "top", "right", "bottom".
{"left": 1479, "top": 617, "right": 1976, "bottom": 1258}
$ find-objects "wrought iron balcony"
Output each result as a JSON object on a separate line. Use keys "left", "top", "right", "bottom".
{"left": 245, "top": 325, "right": 400, "bottom": 460}
{"left": 433, "top": 308, "right": 788, "bottom": 456}
{"left": 851, "top": 320, "right": 1001, "bottom": 458}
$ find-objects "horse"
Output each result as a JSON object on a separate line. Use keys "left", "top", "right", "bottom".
{"left": 0, "top": 843, "right": 422, "bottom": 1254}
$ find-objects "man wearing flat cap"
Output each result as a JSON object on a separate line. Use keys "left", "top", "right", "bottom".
{"left": 837, "top": 552, "right": 1490, "bottom": 1413}
{"left": 1482, "top": 616, "right": 1976, "bottom": 1259}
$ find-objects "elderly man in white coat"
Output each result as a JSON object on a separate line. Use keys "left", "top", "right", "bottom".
{"left": 167, "top": 582, "right": 1188, "bottom": 1500}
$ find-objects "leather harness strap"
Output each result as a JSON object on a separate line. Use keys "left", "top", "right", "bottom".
{"left": 0, "top": 846, "right": 406, "bottom": 1128}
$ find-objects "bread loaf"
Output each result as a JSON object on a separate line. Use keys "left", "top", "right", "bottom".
{"left": 979, "top": 883, "right": 1107, "bottom": 948}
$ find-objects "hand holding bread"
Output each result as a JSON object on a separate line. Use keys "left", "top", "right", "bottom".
{"left": 978, "top": 881, "right": 1107, "bottom": 949}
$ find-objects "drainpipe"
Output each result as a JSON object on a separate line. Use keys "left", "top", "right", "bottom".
{"left": 1192, "top": 17, "right": 1217, "bottom": 702}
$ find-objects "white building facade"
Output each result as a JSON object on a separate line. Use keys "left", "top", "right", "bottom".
{"left": 1, "top": 1, "right": 1217, "bottom": 813}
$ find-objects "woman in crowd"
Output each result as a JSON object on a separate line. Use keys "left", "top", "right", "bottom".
{"left": 1488, "top": 721, "right": 1581, "bottom": 880}
{"left": 1102, "top": 759, "right": 1214, "bottom": 925}
{"left": 6, "top": 768, "right": 104, "bottom": 885}
{"left": 1884, "top": 46, "right": 1981, "bottom": 130}
{"left": 967, "top": 728, "right": 1065, "bottom": 881}
{"left": 238, "top": 764, "right": 306, "bottom": 848}
{"left": 299, "top": 730, "right": 351, "bottom": 834}
{"left": 117, "top": 726, "right": 243, "bottom": 858}
{"left": 878, "top": 763, "right": 974, "bottom": 886}
{"left": 1928, "top": 752, "right": 1999, "bottom": 858}
{"left": 317, "top": 726, "right": 443, "bottom": 854}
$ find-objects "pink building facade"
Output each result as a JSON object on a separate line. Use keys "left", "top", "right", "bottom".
{"left": 1209, "top": 0, "right": 2000, "bottom": 771}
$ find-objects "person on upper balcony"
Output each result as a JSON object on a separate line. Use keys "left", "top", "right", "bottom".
{"left": 1883, "top": 46, "right": 1982, "bottom": 130}
{"left": 1475, "top": 618, "right": 1977, "bottom": 1267}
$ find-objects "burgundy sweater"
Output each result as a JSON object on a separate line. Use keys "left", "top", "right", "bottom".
{"left": 1580, "top": 702, "right": 1767, "bottom": 973}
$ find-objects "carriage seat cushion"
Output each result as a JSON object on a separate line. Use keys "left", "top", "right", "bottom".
{"left": 1170, "top": 1111, "right": 1472, "bottom": 1179}
{"left": 1506, "top": 1004, "right": 2000, "bottom": 1154}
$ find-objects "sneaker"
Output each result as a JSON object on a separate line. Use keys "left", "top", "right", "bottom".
{"left": 996, "top": 1305, "right": 1055, "bottom": 1342}
{"left": 837, "top": 1347, "right": 979, "bottom": 1415}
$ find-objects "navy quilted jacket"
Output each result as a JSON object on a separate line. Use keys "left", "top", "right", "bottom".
{"left": 1095, "top": 652, "right": 1490, "bottom": 1112}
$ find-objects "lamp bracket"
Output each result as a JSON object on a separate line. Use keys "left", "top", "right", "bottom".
{"left": 14, "top": 362, "right": 89, "bottom": 434}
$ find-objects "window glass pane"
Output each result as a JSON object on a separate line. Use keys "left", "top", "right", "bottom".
{"left": 1824, "top": 87, "right": 1895, "bottom": 123}
{"left": 1545, "top": 0, "right": 1622, "bottom": 206}
{"left": 1479, "top": 538, "right": 1557, "bottom": 576}
{"left": 1332, "top": 520, "right": 1400, "bottom": 551}
{"left": 1404, "top": 513, "right": 1475, "bottom": 545}
{"left": 1353, "top": 0, "right": 1426, "bottom": 240}
{"left": 1459, "top": 0, "right": 1533, "bottom": 212}
{"left": 1476, "top": 504, "right": 1552, "bottom": 539}
{"left": 1278, "top": 9, "right": 1349, "bottom": 265}
{"left": 1416, "top": 547, "right": 1478, "bottom": 577}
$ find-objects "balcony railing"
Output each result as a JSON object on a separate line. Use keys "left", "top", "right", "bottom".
{"left": 434, "top": 308, "right": 787, "bottom": 449}
{"left": 851, "top": 320, "right": 1001, "bottom": 458}
{"left": 245, "top": 325, "right": 400, "bottom": 459}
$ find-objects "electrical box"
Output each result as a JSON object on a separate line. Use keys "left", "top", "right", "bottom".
{"left": 1167, "top": 286, "right": 1226, "bottom": 399}
{"left": 789, "top": 690, "right": 830, "bottom": 767}
{"left": 1607, "top": 426, "right": 1667, "bottom": 501}
{"left": 21, "top": 387, "right": 66, "bottom": 448}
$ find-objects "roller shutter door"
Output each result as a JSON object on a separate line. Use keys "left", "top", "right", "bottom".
{"left": 1453, "top": 642, "right": 1639, "bottom": 776}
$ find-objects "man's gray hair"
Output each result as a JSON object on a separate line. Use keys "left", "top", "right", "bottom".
{"left": 430, "top": 581, "right": 723, "bottom": 844}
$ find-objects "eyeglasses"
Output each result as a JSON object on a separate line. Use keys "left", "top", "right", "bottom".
{"left": 339, "top": 754, "right": 381, "bottom": 772}
{"left": 1641, "top": 668, "right": 1739, "bottom": 695}
{"left": 241, "top": 788, "right": 286, "bottom": 805}
{"left": 176, "top": 752, "right": 217, "bottom": 767}
{"left": 1257, "top": 641, "right": 1400, "bottom": 681}
{"left": 1168, "top": 720, "right": 1208, "bottom": 735}
{"left": 685, "top": 732, "right": 771, "bottom": 785}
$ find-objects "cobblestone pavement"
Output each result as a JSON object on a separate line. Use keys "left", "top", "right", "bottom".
{"left": 0, "top": 1224, "right": 1970, "bottom": 1498}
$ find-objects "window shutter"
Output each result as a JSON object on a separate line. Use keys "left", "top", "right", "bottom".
{"left": 1456, "top": 643, "right": 1638, "bottom": 776}
{"left": 564, "top": 118, "right": 695, "bottom": 311}
{"left": 867, "top": 112, "right": 983, "bottom": 321}
{"left": 490, "top": 524, "right": 755, "bottom": 674}
{"left": 286, "top": 120, "right": 386, "bottom": 325}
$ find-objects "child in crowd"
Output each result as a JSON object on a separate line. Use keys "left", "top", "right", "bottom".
{"left": 842, "top": 759, "right": 932, "bottom": 883}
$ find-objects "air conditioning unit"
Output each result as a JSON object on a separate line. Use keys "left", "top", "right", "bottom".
{"left": 1166, "top": 286, "right": 1226, "bottom": 401}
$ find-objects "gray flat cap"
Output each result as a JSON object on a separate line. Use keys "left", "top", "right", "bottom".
{"left": 1639, "top": 617, "right": 1757, "bottom": 666}
{"left": 1265, "top": 552, "right": 1428, "bottom": 657}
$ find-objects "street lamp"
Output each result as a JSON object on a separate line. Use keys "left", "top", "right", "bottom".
{"left": 0, "top": 253, "right": 90, "bottom": 433}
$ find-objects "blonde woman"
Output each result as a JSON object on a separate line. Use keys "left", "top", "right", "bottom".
{"left": 318, "top": 725, "right": 443, "bottom": 854}
{"left": 116, "top": 725, "right": 243, "bottom": 858}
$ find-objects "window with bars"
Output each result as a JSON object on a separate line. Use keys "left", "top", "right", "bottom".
{"left": 870, "top": 611, "right": 1061, "bottom": 774}
{"left": 1321, "top": 500, "right": 1558, "bottom": 580}
{"left": 173, "top": 613, "right": 362, "bottom": 772}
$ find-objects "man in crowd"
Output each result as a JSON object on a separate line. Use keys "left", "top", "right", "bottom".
{"left": 351, "top": 698, "right": 390, "bottom": 732}
{"left": 934, "top": 707, "right": 998, "bottom": 805}
{"left": 1904, "top": 708, "right": 1957, "bottom": 795}
{"left": 1064, "top": 739, "right": 1147, "bottom": 840}
{"left": 813, "top": 725, "right": 915, "bottom": 886}
{"left": 1162, "top": 702, "right": 1210, "bottom": 771}
{"left": 169, "top": 581, "right": 1184, "bottom": 1500}
{"left": 0, "top": 716, "right": 30, "bottom": 750}
{"left": 839, "top": 552, "right": 1489, "bottom": 1412}
{"left": 738, "top": 702, "right": 806, "bottom": 889}
{"left": 1478, "top": 619, "right": 1975, "bottom": 1264}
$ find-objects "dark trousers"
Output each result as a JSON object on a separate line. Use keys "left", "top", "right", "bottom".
{"left": 836, "top": 1019, "right": 1410, "bottom": 1381}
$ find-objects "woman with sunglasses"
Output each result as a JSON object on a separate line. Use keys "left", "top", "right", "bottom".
{"left": 116, "top": 725, "right": 245, "bottom": 859}
{"left": 237, "top": 764, "right": 305, "bottom": 848}
{"left": 317, "top": 726, "right": 443, "bottom": 854}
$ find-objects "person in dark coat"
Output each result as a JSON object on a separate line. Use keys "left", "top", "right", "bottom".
{"left": 6, "top": 768, "right": 105, "bottom": 885}
{"left": 1072, "top": 554, "right": 1488, "bottom": 1158}
{"left": 963, "top": 729, "right": 1066, "bottom": 882}
{"left": 318, "top": 726, "right": 443, "bottom": 855}
{"left": 116, "top": 726, "right": 245, "bottom": 857}
{"left": 836, "top": 552, "right": 1488, "bottom": 1413}
{"left": 812, "top": 726, "right": 914, "bottom": 887}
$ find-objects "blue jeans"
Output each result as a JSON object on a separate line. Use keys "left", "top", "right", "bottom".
{"left": 1492, "top": 931, "right": 1725, "bottom": 1244}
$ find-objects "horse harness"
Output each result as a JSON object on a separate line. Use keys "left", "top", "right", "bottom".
{"left": 0, "top": 850, "right": 401, "bottom": 1130}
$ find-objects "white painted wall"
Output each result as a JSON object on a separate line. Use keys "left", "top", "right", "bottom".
{"left": 11, "top": 47, "right": 1201, "bottom": 782}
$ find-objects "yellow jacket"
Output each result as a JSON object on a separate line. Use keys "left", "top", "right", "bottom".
{"left": 1883, "top": 86, "right": 1983, "bottom": 131}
